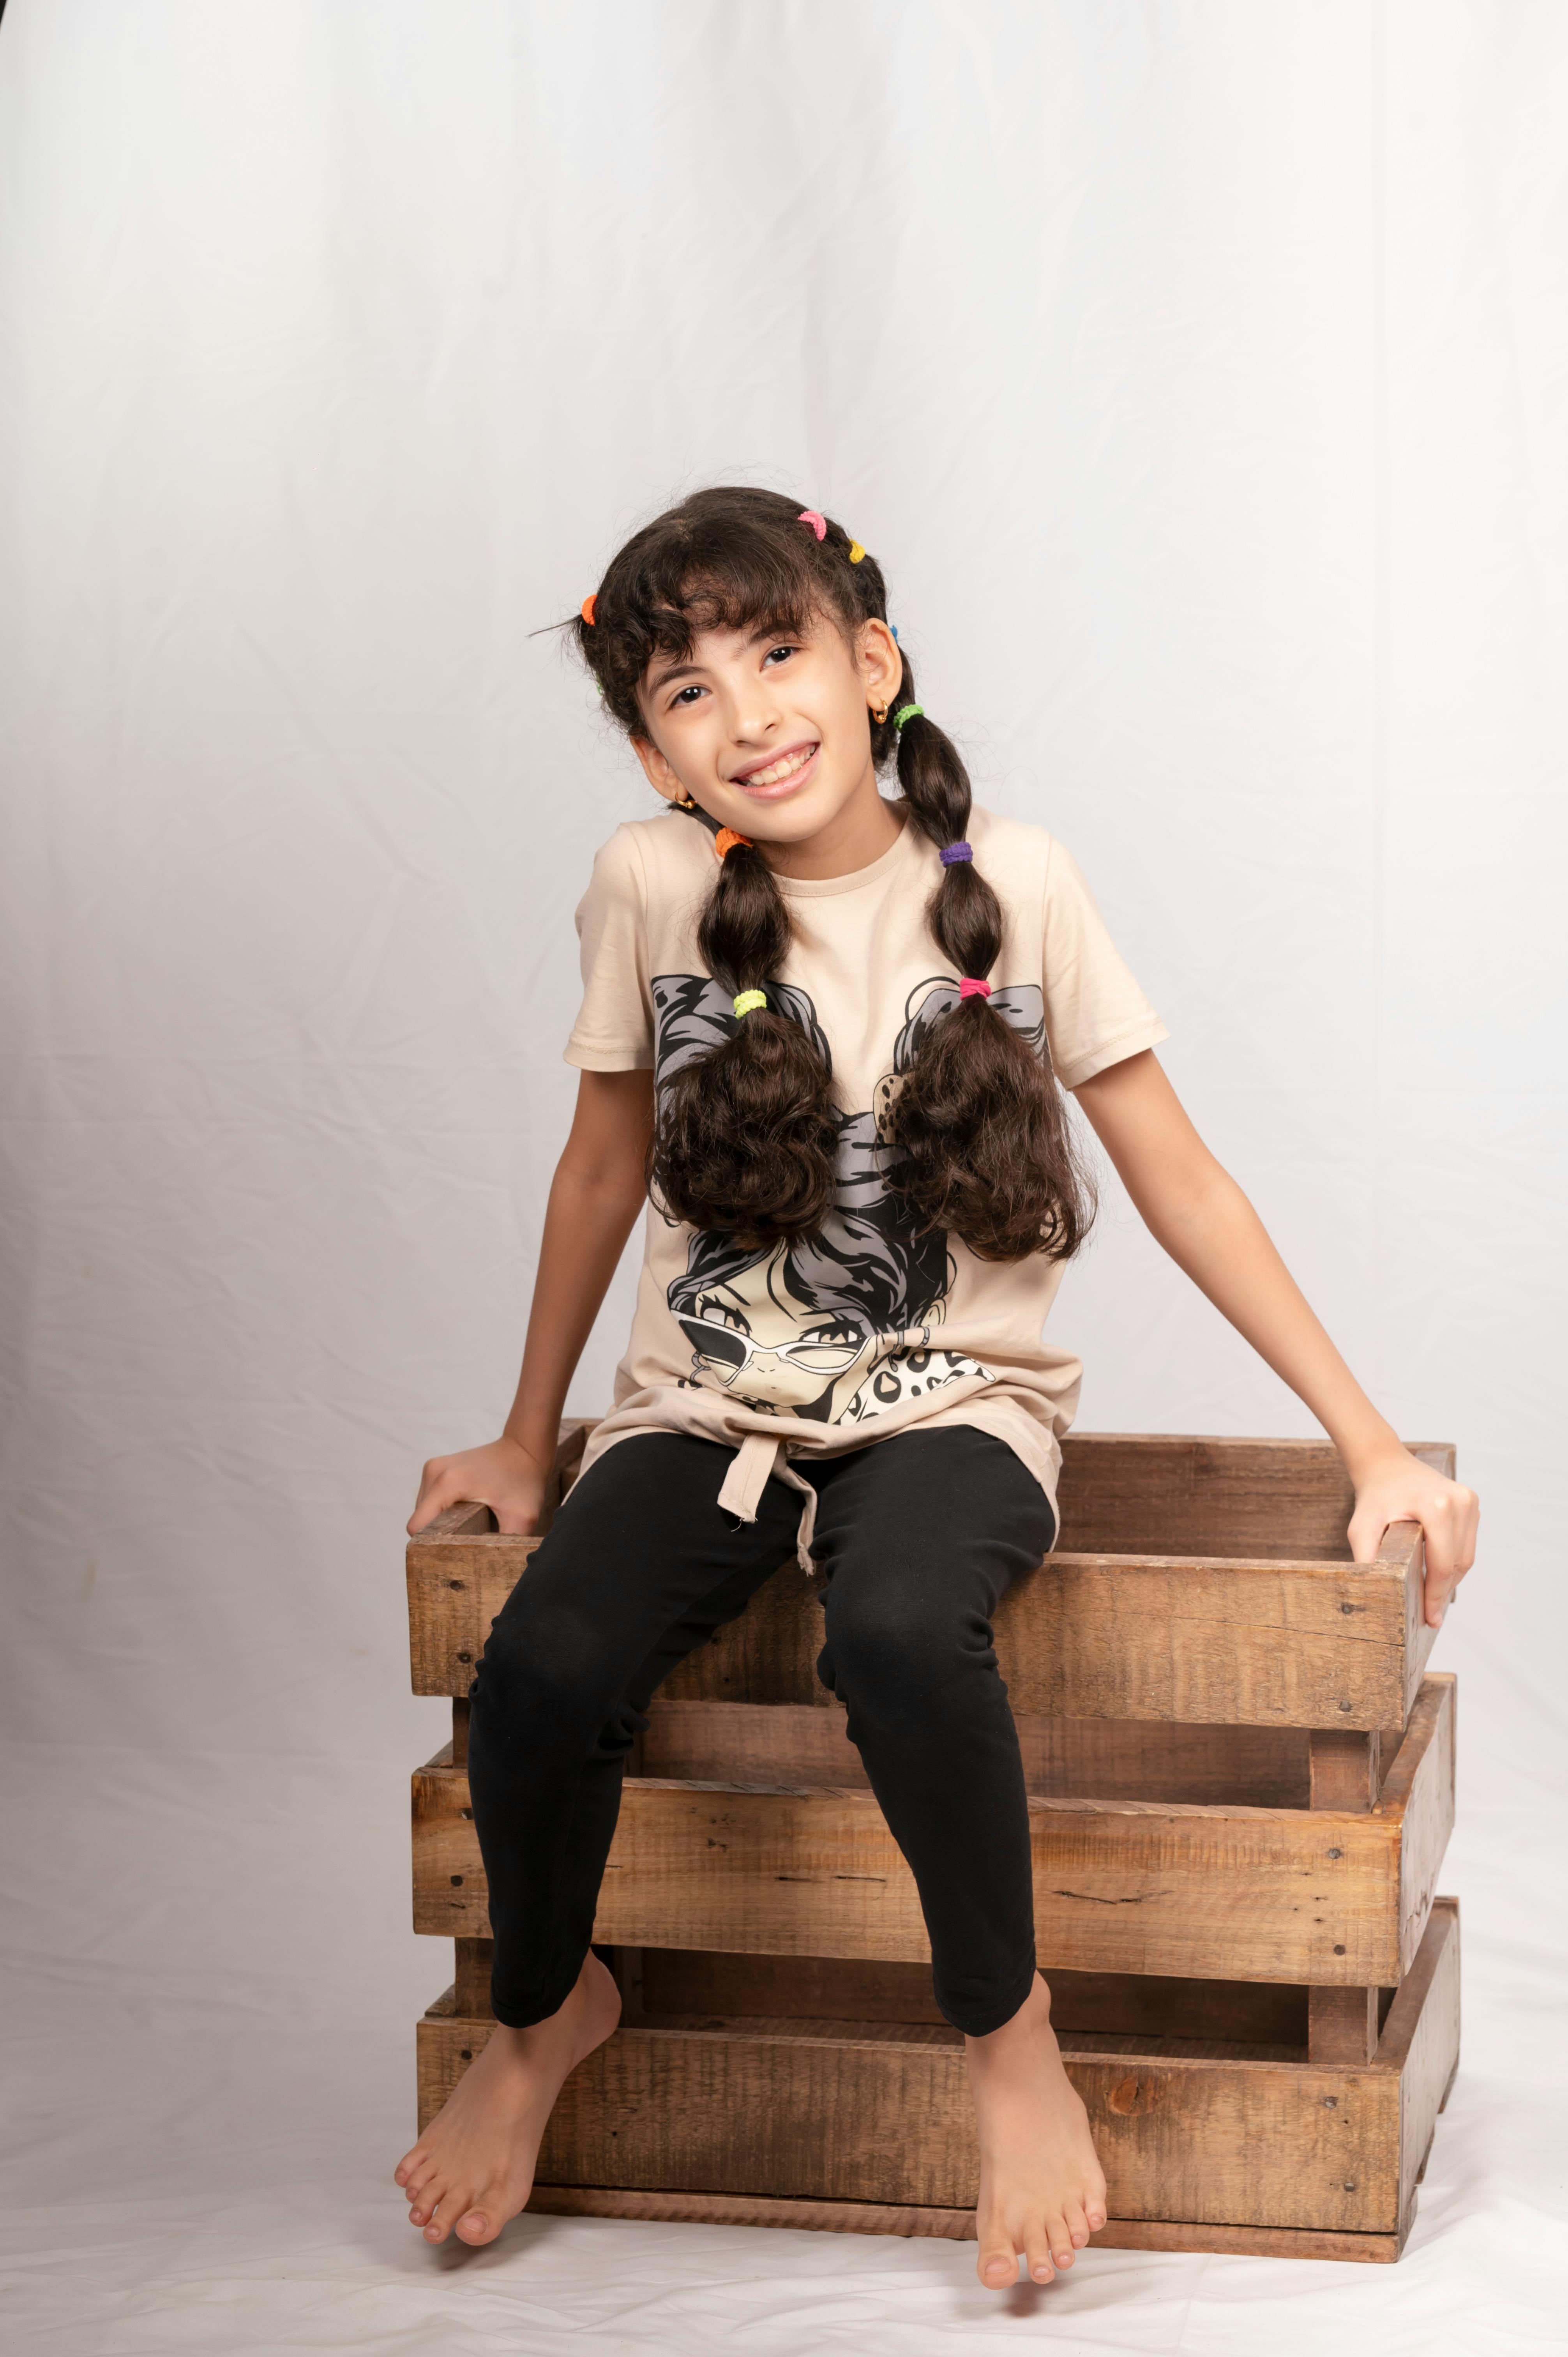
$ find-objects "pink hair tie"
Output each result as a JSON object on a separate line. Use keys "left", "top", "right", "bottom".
{"left": 797, "top": 509, "right": 827, "bottom": 540}
{"left": 959, "top": 977, "right": 992, "bottom": 1000}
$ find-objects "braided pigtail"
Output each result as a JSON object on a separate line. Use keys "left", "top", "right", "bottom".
{"left": 650, "top": 816, "right": 841, "bottom": 1245}
{"left": 883, "top": 679, "right": 1095, "bottom": 1262}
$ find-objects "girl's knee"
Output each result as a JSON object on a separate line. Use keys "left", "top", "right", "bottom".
{"left": 818, "top": 1588, "right": 969, "bottom": 1706}
{"left": 470, "top": 1600, "right": 622, "bottom": 1736}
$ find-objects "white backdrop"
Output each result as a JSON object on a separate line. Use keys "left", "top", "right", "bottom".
{"left": 3, "top": 2, "right": 1565, "bottom": 2350}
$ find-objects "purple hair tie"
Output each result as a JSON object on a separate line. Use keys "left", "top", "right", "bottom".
{"left": 939, "top": 841, "right": 973, "bottom": 867}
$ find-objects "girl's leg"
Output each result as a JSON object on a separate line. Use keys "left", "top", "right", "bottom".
{"left": 803, "top": 1426, "right": 1109, "bottom": 2287}
{"left": 468, "top": 1430, "right": 802, "bottom": 2027}
{"left": 396, "top": 1431, "right": 802, "bottom": 2245}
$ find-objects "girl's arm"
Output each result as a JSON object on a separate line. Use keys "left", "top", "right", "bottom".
{"left": 1072, "top": 1050, "right": 1478, "bottom": 1627}
{"left": 407, "top": 1068, "right": 655, "bottom": 1535}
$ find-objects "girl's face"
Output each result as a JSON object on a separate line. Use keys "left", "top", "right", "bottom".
{"left": 628, "top": 610, "right": 902, "bottom": 854}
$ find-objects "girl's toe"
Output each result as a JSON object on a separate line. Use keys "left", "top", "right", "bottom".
{"left": 978, "top": 2240, "right": 1017, "bottom": 2287}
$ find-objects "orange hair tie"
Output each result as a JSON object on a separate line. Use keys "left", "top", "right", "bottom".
{"left": 580, "top": 594, "right": 597, "bottom": 626}
{"left": 714, "top": 827, "right": 752, "bottom": 861}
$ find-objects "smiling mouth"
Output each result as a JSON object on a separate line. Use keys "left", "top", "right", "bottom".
{"left": 736, "top": 743, "right": 818, "bottom": 790}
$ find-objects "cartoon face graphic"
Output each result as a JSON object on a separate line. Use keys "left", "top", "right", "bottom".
{"left": 674, "top": 1241, "right": 895, "bottom": 1417}
{"left": 653, "top": 970, "right": 1049, "bottom": 1429}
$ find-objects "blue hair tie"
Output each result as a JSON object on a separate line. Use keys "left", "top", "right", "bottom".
{"left": 939, "top": 841, "right": 973, "bottom": 867}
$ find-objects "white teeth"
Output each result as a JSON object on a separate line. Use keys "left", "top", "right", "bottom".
{"left": 743, "top": 745, "right": 816, "bottom": 788}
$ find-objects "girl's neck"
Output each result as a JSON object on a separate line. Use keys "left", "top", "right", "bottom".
{"left": 756, "top": 784, "right": 908, "bottom": 885}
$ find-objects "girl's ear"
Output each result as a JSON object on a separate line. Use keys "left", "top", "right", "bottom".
{"left": 631, "top": 733, "right": 685, "bottom": 802}
{"left": 857, "top": 618, "right": 902, "bottom": 710}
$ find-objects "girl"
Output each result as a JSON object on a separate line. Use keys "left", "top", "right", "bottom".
{"left": 394, "top": 486, "right": 1478, "bottom": 2288}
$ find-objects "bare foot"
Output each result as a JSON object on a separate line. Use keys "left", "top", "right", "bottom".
{"left": 965, "top": 1972, "right": 1109, "bottom": 2288}
{"left": 393, "top": 1949, "right": 622, "bottom": 2247}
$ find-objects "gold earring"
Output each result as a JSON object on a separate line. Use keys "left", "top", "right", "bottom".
{"left": 871, "top": 700, "right": 889, "bottom": 726}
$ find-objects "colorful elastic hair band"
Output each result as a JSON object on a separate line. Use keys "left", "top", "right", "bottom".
{"left": 581, "top": 594, "right": 597, "bottom": 626}
{"left": 714, "top": 827, "right": 752, "bottom": 860}
{"left": 733, "top": 989, "right": 768, "bottom": 1019}
{"left": 797, "top": 509, "right": 827, "bottom": 540}
{"left": 939, "top": 841, "right": 972, "bottom": 866}
{"left": 848, "top": 541, "right": 866, "bottom": 564}
{"left": 893, "top": 703, "right": 924, "bottom": 729}
{"left": 959, "top": 977, "right": 992, "bottom": 999}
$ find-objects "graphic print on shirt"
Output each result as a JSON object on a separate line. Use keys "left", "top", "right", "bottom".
{"left": 651, "top": 972, "right": 1049, "bottom": 1427}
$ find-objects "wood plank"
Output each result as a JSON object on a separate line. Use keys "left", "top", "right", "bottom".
{"left": 1390, "top": 1676, "right": 1457, "bottom": 1968}
{"left": 641, "top": 1700, "right": 1310, "bottom": 1806}
{"left": 417, "top": 2016, "right": 1399, "bottom": 2232}
{"left": 518, "top": 2184, "right": 1402, "bottom": 2261}
{"left": 1052, "top": 1435, "right": 1454, "bottom": 1560}
{"left": 1307, "top": 1728, "right": 1380, "bottom": 2062}
{"left": 411, "top": 1680, "right": 1452, "bottom": 1983}
{"left": 635, "top": 1948, "right": 1307, "bottom": 2048}
{"left": 408, "top": 1434, "right": 1451, "bottom": 1730}
{"left": 1387, "top": 1897, "right": 1462, "bottom": 2237}
{"left": 409, "top": 1523, "right": 1431, "bottom": 1733}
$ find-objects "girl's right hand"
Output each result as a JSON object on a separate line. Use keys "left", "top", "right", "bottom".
{"left": 407, "top": 1435, "right": 552, "bottom": 1537}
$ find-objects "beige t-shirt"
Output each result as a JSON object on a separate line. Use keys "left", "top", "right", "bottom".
{"left": 563, "top": 798, "right": 1169, "bottom": 1576}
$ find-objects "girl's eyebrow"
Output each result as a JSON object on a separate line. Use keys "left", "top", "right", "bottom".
{"left": 649, "top": 624, "right": 800, "bottom": 693}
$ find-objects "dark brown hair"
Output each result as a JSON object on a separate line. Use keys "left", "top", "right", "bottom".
{"left": 574, "top": 484, "right": 1093, "bottom": 1263}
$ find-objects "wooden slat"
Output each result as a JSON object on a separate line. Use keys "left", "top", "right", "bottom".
{"left": 1053, "top": 1436, "right": 1454, "bottom": 1560}
{"left": 641, "top": 1699, "right": 1310, "bottom": 1806}
{"left": 419, "top": 2013, "right": 1398, "bottom": 2228}
{"left": 408, "top": 1433, "right": 1451, "bottom": 1728}
{"left": 517, "top": 2185, "right": 1403, "bottom": 2261}
{"left": 634, "top": 1948, "right": 1308, "bottom": 2048}
{"left": 417, "top": 1905, "right": 1458, "bottom": 2245}
{"left": 409, "top": 1514, "right": 1439, "bottom": 1735}
{"left": 1386, "top": 1896, "right": 1462, "bottom": 2239}
{"left": 411, "top": 1677, "right": 1454, "bottom": 1985}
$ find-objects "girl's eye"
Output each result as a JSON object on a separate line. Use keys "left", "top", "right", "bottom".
{"left": 763, "top": 645, "right": 796, "bottom": 668}
{"left": 670, "top": 684, "right": 705, "bottom": 709}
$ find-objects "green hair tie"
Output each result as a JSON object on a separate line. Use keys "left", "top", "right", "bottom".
{"left": 733, "top": 989, "right": 768, "bottom": 1019}
{"left": 893, "top": 703, "right": 924, "bottom": 730}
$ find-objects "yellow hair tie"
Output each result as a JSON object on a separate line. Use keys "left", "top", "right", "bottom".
{"left": 848, "top": 541, "right": 865, "bottom": 564}
{"left": 733, "top": 989, "right": 767, "bottom": 1018}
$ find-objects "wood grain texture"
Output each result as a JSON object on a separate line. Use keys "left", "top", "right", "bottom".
{"left": 417, "top": 1906, "right": 1459, "bottom": 2237}
{"left": 642, "top": 1699, "right": 1310, "bottom": 1806}
{"left": 517, "top": 2185, "right": 1402, "bottom": 2262}
{"left": 634, "top": 1947, "right": 1308, "bottom": 2048}
{"left": 1308, "top": 1985, "right": 1380, "bottom": 2066}
{"left": 410, "top": 1678, "right": 1454, "bottom": 1985}
{"left": 408, "top": 1442, "right": 1447, "bottom": 1730}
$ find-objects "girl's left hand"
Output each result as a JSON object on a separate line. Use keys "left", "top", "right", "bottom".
{"left": 1347, "top": 1450, "right": 1479, "bottom": 1628}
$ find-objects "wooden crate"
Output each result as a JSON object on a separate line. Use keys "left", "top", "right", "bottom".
{"left": 416, "top": 1899, "right": 1460, "bottom": 2262}
{"left": 406, "top": 1425, "right": 1460, "bottom": 2259}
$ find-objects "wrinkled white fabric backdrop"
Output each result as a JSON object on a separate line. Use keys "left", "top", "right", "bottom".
{"left": 2, "top": 1, "right": 1564, "bottom": 2348}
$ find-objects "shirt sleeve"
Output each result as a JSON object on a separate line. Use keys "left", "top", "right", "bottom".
{"left": 562, "top": 825, "right": 656, "bottom": 1071}
{"left": 1040, "top": 836, "right": 1170, "bottom": 1088}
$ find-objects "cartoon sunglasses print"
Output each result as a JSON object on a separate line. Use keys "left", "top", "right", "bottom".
{"left": 676, "top": 1315, "right": 866, "bottom": 1377}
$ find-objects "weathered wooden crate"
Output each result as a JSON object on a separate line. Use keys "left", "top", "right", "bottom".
{"left": 406, "top": 1424, "right": 1460, "bottom": 2260}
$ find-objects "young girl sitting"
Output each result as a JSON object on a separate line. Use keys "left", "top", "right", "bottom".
{"left": 395, "top": 485, "right": 1478, "bottom": 2288}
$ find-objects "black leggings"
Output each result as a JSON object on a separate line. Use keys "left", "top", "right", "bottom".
{"left": 465, "top": 1424, "right": 1056, "bottom": 2039}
